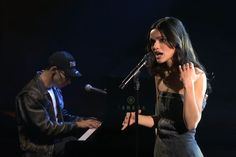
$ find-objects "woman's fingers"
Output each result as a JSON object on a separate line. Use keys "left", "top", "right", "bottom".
{"left": 179, "top": 62, "right": 194, "bottom": 71}
{"left": 121, "top": 112, "right": 136, "bottom": 130}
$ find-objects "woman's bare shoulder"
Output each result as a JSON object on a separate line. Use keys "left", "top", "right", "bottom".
{"left": 195, "top": 67, "right": 206, "bottom": 78}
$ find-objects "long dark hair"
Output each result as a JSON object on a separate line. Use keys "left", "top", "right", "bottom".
{"left": 146, "top": 17, "right": 212, "bottom": 94}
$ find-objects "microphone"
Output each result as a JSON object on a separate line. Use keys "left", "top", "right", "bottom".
{"left": 119, "top": 52, "right": 155, "bottom": 89}
{"left": 84, "top": 84, "right": 107, "bottom": 95}
{"left": 144, "top": 51, "right": 155, "bottom": 68}
{"left": 130, "top": 51, "right": 155, "bottom": 73}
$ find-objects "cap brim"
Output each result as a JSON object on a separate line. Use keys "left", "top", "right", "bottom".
{"left": 66, "top": 68, "right": 82, "bottom": 79}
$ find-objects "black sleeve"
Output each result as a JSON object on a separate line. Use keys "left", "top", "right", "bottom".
{"left": 61, "top": 108, "right": 81, "bottom": 122}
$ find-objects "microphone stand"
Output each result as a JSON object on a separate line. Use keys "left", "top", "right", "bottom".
{"left": 119, "top": 55, "right": 148, "bottom": 157}
{"left": 133, "top": 72, "right": 140, "bottom": 157}
{"left": 119, "top": 52, "right": 154, "bottom": 90}
{"left": 119, "top": 60, "right": 147, "bottom": 90}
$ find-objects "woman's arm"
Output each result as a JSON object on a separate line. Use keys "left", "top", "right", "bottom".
{"left": 121, "top": 112, "right": 155, "bottom": 130}
{"left": 179, "top": 62, "right": 207, "bottom": 130}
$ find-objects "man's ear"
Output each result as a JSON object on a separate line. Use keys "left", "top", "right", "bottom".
{"left": 49, "top": 66, "right": 58, "bottom": 73}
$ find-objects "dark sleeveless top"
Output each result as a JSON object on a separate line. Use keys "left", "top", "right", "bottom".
{"left": 153, "top": 91, "right": 206, "bottom": 157}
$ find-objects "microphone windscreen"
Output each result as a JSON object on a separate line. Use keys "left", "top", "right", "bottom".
{"left": 84, "top": 84, "right": 92, "bottom": 92}
{"left": 145, "top": 52, "right": 155, "bottom": 67}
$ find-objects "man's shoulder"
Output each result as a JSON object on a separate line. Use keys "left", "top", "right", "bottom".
{"left": 17, "top": 78, "right": 45, "bottom": 99}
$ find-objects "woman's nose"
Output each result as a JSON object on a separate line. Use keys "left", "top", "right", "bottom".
{"left": 153, "top": 41, "right": 160, "bottom": 51}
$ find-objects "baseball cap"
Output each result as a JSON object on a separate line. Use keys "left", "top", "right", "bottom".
{"left": 48, "top": 51, "right": 82, "bottom": 79}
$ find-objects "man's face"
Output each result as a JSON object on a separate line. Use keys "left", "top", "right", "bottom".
{"left": 54, "top": 70, "right": 71, "bottom": 88}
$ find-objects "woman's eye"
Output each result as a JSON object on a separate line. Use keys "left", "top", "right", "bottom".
{"left": 150, "top": 39, "right": 155, "bottom": 45}
{"left": 160, "top": 38, "right": 167, "bottom": 43}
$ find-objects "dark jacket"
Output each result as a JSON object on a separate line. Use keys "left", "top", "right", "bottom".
{"left": 15, "top": 74, "right": 81, "bottom": 157}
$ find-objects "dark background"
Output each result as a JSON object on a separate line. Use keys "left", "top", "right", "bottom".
{"left": 1, "top": 0, "right": 236, "bottom": 156}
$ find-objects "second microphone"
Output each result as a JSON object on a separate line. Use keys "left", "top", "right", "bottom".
{"left": 84, "top": 84, "right": 107, "bottom": 95}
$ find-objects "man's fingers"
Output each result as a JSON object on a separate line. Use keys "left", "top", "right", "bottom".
{"left": 87, "top": 119, "right": 102, "bottom": 128}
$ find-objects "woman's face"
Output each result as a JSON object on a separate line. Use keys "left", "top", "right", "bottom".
{"left": 149, "top": 29, "right": 175, "bottom": 67}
